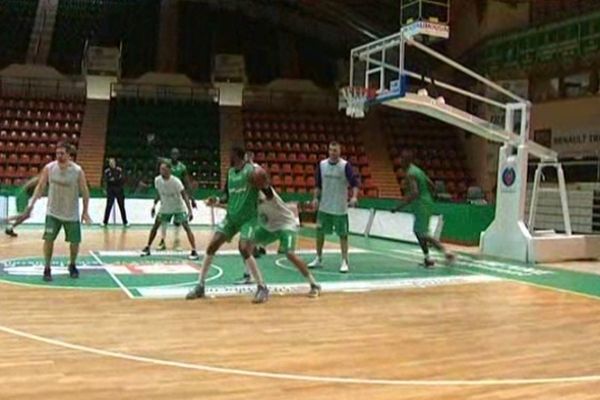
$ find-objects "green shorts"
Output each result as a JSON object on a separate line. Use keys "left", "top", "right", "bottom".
{"left": 43, "top": 215, "right": 81, "bottom": 243}
{"left": 412, "top": 203, "right": 432, "bottom": 235}
{"left": 16, "top": 191, "right": 30, "bottom": 213}
{"left": 159, "top": 212, "right": 188, "bottom": 225}
{"left": 253, "top": 226, "right": 297, "bottom": 253}
{"left": 316, "top": 211, "right": 349, "bottom": 236}
{"left": 217, "top": 216, "right": 257, "bottom": 242}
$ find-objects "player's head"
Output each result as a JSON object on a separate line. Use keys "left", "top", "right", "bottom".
{"left": 108, "top": 157, "right": 116, "bottom": 168}
{"left": 170, "top": 148, "right": 180, "bottom": 162}
{"left": 244, "top": 151, "right": 255, "bottom": 164}
{"left": 399, "top": 149, "right": 414, "bottom": 169}
{"left": 55, "top": 141, "right": 70, "bottom": 163}
{"left": 230, "top": 145, "right": 246, "bottom": 167}
{"left": 328, "top": 141, "right": 341, "bottom": 162}
{"left": 159, "top": 161, "right": 172, "bottom": 179}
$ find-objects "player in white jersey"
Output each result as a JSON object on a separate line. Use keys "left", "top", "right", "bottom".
{"left": 253, "top": 185, "right": 321, "bottom": 297}
{"left": 25, "top": 142, "right": 91, "bottom": 282}
{"left": 308, "top": 142, "right": 359, "bottom": 273}
{"left": 141, "top": 162, "right": 199, "bottom": 260}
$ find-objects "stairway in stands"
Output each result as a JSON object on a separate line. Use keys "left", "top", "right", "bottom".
{"left": 358, "top": 112, "right": 401, "bottom": 198}
{"left": 219, "top": 107, "right": 244, "bottom": 186}
{"left": 78, "top": 100, "right": 109, "bottom": 186}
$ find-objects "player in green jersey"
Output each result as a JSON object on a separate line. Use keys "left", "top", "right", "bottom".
{"left": 157, "top": 148, "right": 197, "bottom": 251}
{"left": 394, "top": 150, "right": 455, "bottom": 268}
{"left": 186, "top": 146, "right": 270, "bottom": 304}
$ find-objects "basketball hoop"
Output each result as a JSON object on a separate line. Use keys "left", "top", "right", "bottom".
{"left": 341, "top": 86, "right": 377, "bottom": 119}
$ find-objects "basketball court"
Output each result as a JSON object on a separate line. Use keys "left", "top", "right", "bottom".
{"left": 1, "top": 0, "right": 600, "bottom": 398}
{"left": 1, "top": 226, "right": 600, "bottom": 399}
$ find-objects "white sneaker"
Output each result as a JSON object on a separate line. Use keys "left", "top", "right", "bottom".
{"left": 307, "top": 257, "right": 322, "bottom": 269}
{"left": 339, "top": 261, "right": 349, "bottom": 273}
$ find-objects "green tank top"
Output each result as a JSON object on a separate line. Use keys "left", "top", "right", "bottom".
{"left": 227, "top": 163, "right": 258, "bottom": 222}
{"left": 407, "top": 164, "right": 434, "bottom": 206}
{"left": 170, "top": 160, "right": 188, "bottom": 181}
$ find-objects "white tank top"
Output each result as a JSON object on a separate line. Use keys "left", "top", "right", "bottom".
{"left": 318, "top": 159, "right": 350, "bottom": 215}
{"left": 46, "top": 161, "right": 82, "bottom": 221}
{"left": 257, "top": 190, "right": 299, "bottom": 232}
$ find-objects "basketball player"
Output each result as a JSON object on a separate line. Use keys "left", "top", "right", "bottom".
{"left": 186, "top": 146, "right": 269, "bottom": 303}
{"left": 393, "top": 149, "right": 455, "bottom": 267}
{"left": 254, "top": 185, "right": 321, "bottom": 297}
{"left": 141, "top": 162, "right": 199, "bottom": 260}
{"left": 308, "top": 142, "right": 359, "bottom": 273}
{"left": 25, "top": 142, "right": 91, "bottom": 282}
{"left": 4, "top": 176, "right": 39, "bottom": 237}
{"left": 157, "top": 148, "right": 197, "bottom": 251}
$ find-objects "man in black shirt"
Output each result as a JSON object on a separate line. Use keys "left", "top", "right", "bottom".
{"left": 102, "top": 158, "right": 128, "bottom": 226}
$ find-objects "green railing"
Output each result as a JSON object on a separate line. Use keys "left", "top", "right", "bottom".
{"left": 476, "top": 11, "right": 600, "bottom": 74}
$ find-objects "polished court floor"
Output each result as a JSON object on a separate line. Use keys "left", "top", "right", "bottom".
{"left": 1, "top": 225, "right": 600, "bottom": 399}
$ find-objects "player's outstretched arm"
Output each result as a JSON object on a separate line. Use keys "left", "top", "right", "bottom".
{"left": 26, "top": 165, "right": 49, "bottom": 216}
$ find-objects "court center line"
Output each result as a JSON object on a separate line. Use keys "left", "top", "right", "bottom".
{"left": 89, "top": 251, "right": 135, "bottom": 299}
{"left": 1, "top": 323, "right": 600, "bottom": 386}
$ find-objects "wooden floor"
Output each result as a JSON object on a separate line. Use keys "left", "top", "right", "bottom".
{"left": 1, "top": 228, "right": 600, "bottom": 399}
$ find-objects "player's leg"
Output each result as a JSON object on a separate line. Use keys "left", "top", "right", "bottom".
{"left": 173, "top": 222, "right": 182, "bottom": 250}
{"left": 64, "top": 220, "right": 82, "bottom": 278}
{"left": 336, "top": 214, "right": 350, "bottom": 273}
{"left": 308, "top": 211, "right": 329, "bottom": 268}
{"left": 423, "top": 235, "right": 456, "bottom": 264}
{"left": 179, "top": 216, "right": 199, "bottom": 260}
{"left": 141, "top": 217, "right": 162, "bottom": 256}
{"left": 116, "top": 189, "right": 128, "bottom": 225}
{"left": 279, "top": 230, "right": 321, "bottom": 297}
{"left": 187, "top": 215, "right": 238, "bottom": 300}
{"left": 41, "top": 215, "right": 61, "bottom": 281}
{"left": 102, "top": 188, "right": 116, "bottom": 226}
{"left": 239, "top": 238, "right": 268, "bottom": 304}
{"left": 414, "top": 232, "right": 434, "bottom": 267}
{"left": 158, "top": 220, "right": 168, "bottom": 250}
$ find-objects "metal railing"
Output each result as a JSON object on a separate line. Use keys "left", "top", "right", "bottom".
{"left": 242, "top": 86, "right": 338, "bottom": 111}
{"left": 0, "top": 76, "right": 86, "bottom": 100}
{"left": 110, "top": 82, "right": 219, "bottom": 103}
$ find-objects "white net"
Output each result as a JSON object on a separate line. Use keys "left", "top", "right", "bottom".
{"left": 341, "top": 86, "right": 369, "bottom": 119}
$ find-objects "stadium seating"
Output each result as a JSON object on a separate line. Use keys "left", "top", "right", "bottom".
{"left": 384, "top": 113, "right": 472, "bottom": 201}
{"left": 0, "top": 96, "right": 84, "bottom": 186}
{"left": 104, "top": 98, "right": 220, "bottom": 189}
{"left": 48, "top": 0, "right": 160, "bottom": 76}
{"left": 0, "top": 0, "right": 38, "bottom": 67}
{"left": 243, "top": 110, "right": 378, "bottom": 196}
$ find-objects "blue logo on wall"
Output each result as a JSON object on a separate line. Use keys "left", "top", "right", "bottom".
{"left": 502, "top": 167, "right": 517, "bottom": 187}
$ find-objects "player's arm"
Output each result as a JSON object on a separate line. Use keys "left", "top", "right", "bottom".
{"left": 345, "top": 162, "right": 360, "bottom": 207}
{"left": 26, "top": 165, "right": 49, "bottom": 215}
{"left": 151, "top": 192, "right": 160, "bottom": 218}
{"left": 182, "top": 169, "right": 197, "bottom": 208}
{"left": 79, "top": 169, "right": 92, "bottom": 224}
{"left": 311, "top": 163, "right": 321, "bottom": 209}
{"left": 393, "top": 175, "right": 419, "bottom": 213}
{"left": 207, "top": 176, "right": 228, "bottom": 207}
{"left": 180, "top": 189, "right": 194, "bottom": 221}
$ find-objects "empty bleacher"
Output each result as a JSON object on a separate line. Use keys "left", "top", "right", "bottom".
{"left": 0, "top": 0, "right": 38, "bottom": 67}
{"left": 48, "top": 0, "right": 160, "bottom": 76}
{"left": 243, "top": 110, "right": 378, "bottom": 197}
{"left": 0, "top": 96, "right": 84, "bottom": 186}
{"left": 104, "top": 98, "right": 220, "bottom": 190}
{"left": 385, "top": 113, "right": 472, "bottom": 201}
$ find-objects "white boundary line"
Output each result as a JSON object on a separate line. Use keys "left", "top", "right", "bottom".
{"left": 89, "top": 251, "right": 135, "bottom": 299}
{"left": 0, "top": 324, "right": 599, "bottom": 386}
